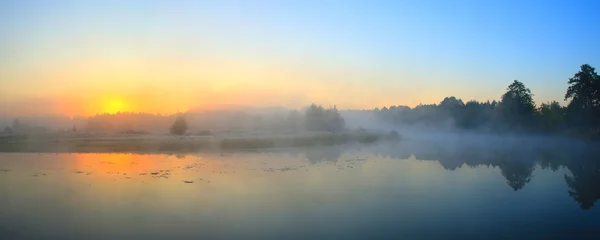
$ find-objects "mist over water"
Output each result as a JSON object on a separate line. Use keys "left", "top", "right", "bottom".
{"left": 1, "top": 139, "right": 599, "bottom": 239}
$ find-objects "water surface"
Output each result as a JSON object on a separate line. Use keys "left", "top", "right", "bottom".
{"left": 1, "top": 141, "right": 599, "bottom": 239}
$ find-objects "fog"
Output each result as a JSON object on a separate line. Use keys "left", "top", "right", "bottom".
{"left": 0, "top": 102, "right": 591, "bottom": 141}
{"left": 1, "top": 74, "right": 599, "bottom": 155}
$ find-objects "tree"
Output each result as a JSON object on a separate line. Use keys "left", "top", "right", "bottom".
{"left": 565, "top": 64, "right": 600, "bottom": 110}
{"left": 305, "top": 104, "right": 326, "bottom": 131}
{"left": 439, "top": 96, "right": 465, "bottom": 125}
{"left": 498, "top": 80, "right": 536, "bottom": 129}
{"left": 439, "top": 96, "right": 465, "bottom": 110}
{"left": 564, "top": 64, "right": 600, "bottom": 132}
{"left": 539, "top": 101, "right": 565, "bottom": 131}
{"left": 2, "top": 126, "right": 12, "bottom": 134}
{"left": 304, "top": 104, "right": 345, "bottom": 132}
{"left": 459, "top": 100, "right": 495, "bottom": 129}
{"left": 324, "top": 106, "right": 345, "bottom": 132}
{"left": 170, "top": 115, "right": 188, "bottom": 135}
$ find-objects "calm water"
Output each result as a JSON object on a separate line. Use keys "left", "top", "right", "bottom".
{"left": 1, "top": 140, "right": 599, "bottom": 239}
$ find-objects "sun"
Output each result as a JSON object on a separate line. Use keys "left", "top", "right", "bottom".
{"left": 103, "top": 100, "right": 127, "bottom": 114}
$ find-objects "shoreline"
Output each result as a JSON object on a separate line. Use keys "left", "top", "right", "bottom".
{"left": 0, "top": 131, "right": 399, "bottom": 153}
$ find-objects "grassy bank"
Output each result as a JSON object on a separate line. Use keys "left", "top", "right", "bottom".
{"left": 0, "top": 131, "right": 400, "bottom": 153}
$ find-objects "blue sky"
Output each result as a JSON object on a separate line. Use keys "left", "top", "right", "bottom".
{"left": 1, "top": 0, "right": 599, "bottom": 115}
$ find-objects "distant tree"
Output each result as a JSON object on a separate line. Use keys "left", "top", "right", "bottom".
{"left": 305, "top": 104, "right": 326, "bottom": 131}
{"left": 564, "top": 64, "right": 600, "bottom": 133}
{"left": 305, "top": 104, "right": 345, "bottom": 132}
{"left": 490, "top": 100, "right": 499, "bottom": 109}
{"left": 375, "top": 100, "right": 501, "bottom": 130}
{"left": 498, "top": 80, "right": 536, "bottom": 129}
{"left": 170, "top": 115, "right": 188, "bottom": 135}
{"left": 539, "top": 101, "right": 566, "bottom": 131}
{"left": 439, "top": 96, "right": 465, "bottom": 125}
{"left": 72, "top": 125, "right": 77, "bottom": 132}
{"left": 2, "top": 126, "right": 12, "bottom": 134}
{"left": 439, "top": 96, "right": 465, "bottom": 110}
{"left": 367, "top": 65, "right": 600, "bottom": 138}
{"left": 565, "top": 64, "right": 600, "bottom": 110}
{"left": 459, "top": 100, "right": 495, "bottom": 129}
{"left": 461, "top": 100, "right": 481, "bottom": 128}
{"left": 408, "top": 104, "right": 439, "bottom": 125}
{"left": 324, "top": 106, "right": 345, "bottom": 132}
{"left": 86, "top": 116, "right": 111, "bottom": 132}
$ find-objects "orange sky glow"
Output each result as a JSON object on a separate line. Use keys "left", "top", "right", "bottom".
{"left": 1, "top": 56, "right": 453, "bottom": 116}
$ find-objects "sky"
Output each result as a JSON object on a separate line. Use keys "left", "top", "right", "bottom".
{"left": 1, "top": 0, "right": 599, "bottom": 116}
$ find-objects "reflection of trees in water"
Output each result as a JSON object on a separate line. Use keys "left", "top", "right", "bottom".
{"left": 564, "top": 153, "right": 600, "bottom": 210}
{"left": 538, "top": 150, "right": 565, "bottom": 172}
{"left": 303, "top": 147, "right": 342, "bottom": 164}
{"left": 262, "top": 140, "right": 599, "bottom": 209}
{"left": 357, "top": 140, "right": 600, "bottom": 209}
{"left": 492, "top": 149, "right": 536, "bottom": 191}
{"left": 436, "top": 150, "right": 469, "bottom": 170}
{"left": 438, "top": 157, "right": 463, "bottom": 170}
{"left": 498, "top": 160, "right": 535, "bottom": 191}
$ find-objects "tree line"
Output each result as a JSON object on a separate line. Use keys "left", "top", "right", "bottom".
{"left": 169, "top": 104, "right": 345, "bottom": 135}
{"left": 4, "top": 64, "right": 597, "bottom": 138}
{"left": 374, "top": 64, "right": 600, "bottom": 138}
